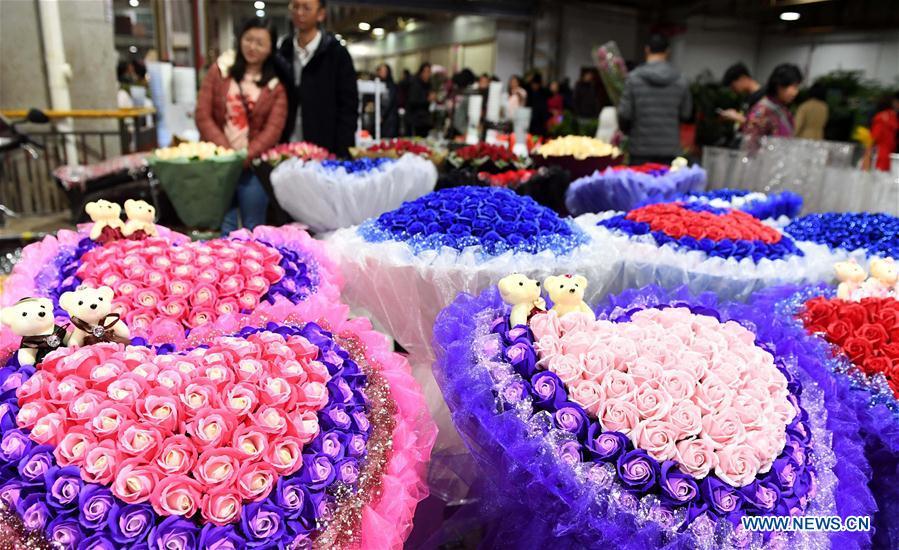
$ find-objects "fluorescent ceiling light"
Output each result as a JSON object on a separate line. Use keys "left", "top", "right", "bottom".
{"left": 256, "top": 9, "right": 265, "bottom": 17}
{"left": 780, "top": 11, "right": 800, "bottom": 21}
{"left": 129, "top": 0, "right": 139, "bottom": 7}
{"left": 358, "top": 22, "right": 371, "bottom": 31}
{"left": 254, "top": 1, "right": 265, "bottom": 9}
{"left": 372, "top": 27, "right": 385, "bottom": 37}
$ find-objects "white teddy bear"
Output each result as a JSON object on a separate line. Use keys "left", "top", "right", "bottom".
{"left": 544, "top": 274, "right": 595, "bottom": 320}
{"left": 498, "top": 273, "right": 546, "bottom": 327}
{"left": 122, "top": 199, "right": 158, "bottom": 238}
{"left": 0, "top": 297, "right": 68, "bottom": 365}
{"left": 85, "top": 200, "right": 125, "bottom": 241}
{"left": 861, "top": 257, "right": 898, "bottom": 298}
{"left": 59, "top": 285, "right": 130, "bottom": 346}
{"left": 834, "top": 259, "right": 867, "bottom": 301}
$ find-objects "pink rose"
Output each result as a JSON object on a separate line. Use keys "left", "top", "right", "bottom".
{"left": 167, "top": 280, "right": 193, "bottom": 299}
{"left": 291, "top": 410, "right": 320, "bottom": 444}
{"left": 732, "top": 395, "right": 766, "bottom": 432}
{"left": 201, "top": 488, "right": 242, "bottom": 526}
{"left": 118, "top": 422, "right": 163, "bottom": 461}
{"left": 666, "top": 401, "right": 702, "bottom": 439}
{"left": 172, "top": 264, "right": 196, "bottom": 279}
{"left": 158, "top": 298, "right": 189, "bottom": 321}
{"left": 81, "top": 440, "right": 119, "bottom": 484}
{"left": 150, "top": 475, "right": 202, "bottom": 517}
{"left": 15, "top": 370, "right": 45, "bottom": 403}
{"left": 245, "top": 275, "right": 269, "bottom": 294}
{"left": 180, "top": 381, "right": 219, "bottom": 417}
{"left": 54, "top": 428, "right": 96, "bottom": 466}
{"left": 154, "top": 370, "right": 186, "bottom": 393}
{"left": 218, "top": 275, "right": 245, "bottom": 297}
{"left": 127, "top": 311, "right": 156, "bottom": 332}
{"left": 559, "top": 312, "right": 595, "bottom": 334}
{"left": 189, "top": 308, "right": 217, "bottom": 327}
{"left": 203, "top": 365, "right": 236, "bottom": 390}
{"left": 597, "top": 398, "right": 640, "bottom": 435}
{"left": 712, "top": 352, "right": 747, "bottom": 388}
{"left": 15, "top": 401, "right": 50, "bottom": 429}
{"left": 267, "top": 436, "right": 304, "bottom": 475}
{"left": 568, "top": 380, "right": 604, "bottom": 415}
{"left": 233, "top": 426, "right": 269, "bottom": 460}
{"left": 197, "top": 268, "right": 220, "bottom": 285}
{"left": 284, "top": 335, "right": 320, "bottom": 363}
{"left": 89, "top": 361, "right": 124, "bottom": 391}
{"left": 661, "top": 369, "right": 696, "bottom": 402}
{"left": 114, "top": 280, "right": 140, "bottom": 299}
{"left": 632, "top": 419, "right": 679, "bottom": 461}
{"left": 715, "top": 444, "right": 762, "bottom": 487}
{"left": 241, "top": 258, "right": 265, "bottom": 277}
{"left": 692, "top": 373, "right": 734, "bottom": 415}
{"left": 236, "top": 462, "right": 277, "bottom": 502}
{"left": 223, "top": 382, "right": 259, "bottom": 418}
{"left": 632, "top": 380, "right": 673, "bottom": 421}
{"left": 628, "top": 358, "right": 663, "bottom": 386}
{"left": 196, "top": 254, "right": 216, "bottom": 267}
{"left": 297, "top": 381, "right": 329, "bottom": 410}
{"left": 303, "top": 360, "right": 331, "bottom": 384}
{"left": 675, "top": 437, "right": 718, "bottom": 479}
{"left": 607, "top": 336, "right": 638, "bottom": 370}
{"left": 67, "top": 391, "right": 106, "bottom": 421}
{"left": 136, "top": 391, "right": 180, "bottom": 432}
{"left": 238, "top": 292, "right": 260, "bottom": 311}
{"left": 106, "top": 376, "right": 146, "bottom": 406}
{"left": 264, "top": 264, "right": 286, "bottom": 282}
{"left": 600, "top": 370, "right": 636, "bottom": 401}
{"left": 672, "top": 351, "right": 708, "bottom": 382}
{"left": 218, "top": 260, "right": 239, "bottom": 275}
{"left": 124, "top": 264, "right": 148, "bottom": 281}
{"left": 746, "top": 427, "right": 786, "bottom": 473}
{"left": 216, "top": 299, "right": 240, "bottom": 316}
{"left": 150, "top": 255, "right": 173, "bottom": 270}
{"left": 186, "top": 408, "right": 237, "bottom": 450}
{"left": 560, "top": 330, "right": 594, "bottom": 357}
{"left": 90, "top": 405, "right": 133, "bottom": 439}
{"left": 236, "top": 359, "right": 265, "bottom": 383}
{"left": 30, "top": 411, "right": 67, "bottom": 445}
{"left": 768, "top": 398, "right": 797, "bottom": 426}
{"left": 547, "top": 354, "right": 583, "bottom": 385}
{"left": 701, "top": 410, "right": 747, "bottom": 449}
{"left": 155, "top": 435, "right": 197, "bottom": 476}
{"left": 580, "top": 346, "right": 616, "bottom": 383}
{"left": 534, "top": 335, "right": 563, "bottom": 366}
{"left": 195, "top": 448, "right": 243, "bottom": 486}
{"left": 135, "top": 288, "right": 163, "bottom": 310}
{"left": 113, "top": 458, "right": 160, "bottom": 504}
{"left": 145, "top": 270, "right": 167, "bottom": 287}
{"left": 251, "top": 406, "right": 290, "bottom": 436}
{"left": 171, "top": 248, "right": 195, "bottom": 264}
{"left": 259, "top": 377, "right": 295, "bottom": 408}
{"left": 190, "top": 283, "right": 218, "bottom": 307}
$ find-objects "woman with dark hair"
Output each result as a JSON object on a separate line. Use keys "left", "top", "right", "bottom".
{"left": 743, "top": 63, "right": 802, "bottom": 152}
{"left": 407, "top": 62, "right": 433, "bottom": 137}
{"left": 195, "top": 16, "right": 287, "bottom": 234}
{"left": 376, "top": 63, "right": 399, "bottom": 138}
{"left": 794, "top": 83, "right": 829, "bottom": 140}
{"left": 505, "top": 74, "right": 527, "bottom": 119}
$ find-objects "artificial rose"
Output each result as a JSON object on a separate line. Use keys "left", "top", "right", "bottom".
{"left": 616, "top": 449, "right": 658, "bottom": 492}
{"left": 236, "top": 462, "right": 277, "bottom": 502}
{"left": 632, "top": 380, "right": 673, "bottom": 421}
{"left": 675, "top": 437, "right": 718, "bottom": 479}
{"left": 53, "top": 428, "right": 96, "bottom": 466}
{"left": 553, "top": 404, "right": 589, "bottom": 437}
{"left": 186, "top": 409, "right": 237, "bottom": 450}
{"left": 843, "top": 337, "right": 874, "bottom": 363}
{"left": 567, "top": 380, "right": 603, "bottom": 415}
{"left": 150, "top": 475, "right": 202, "bottom": 517}
{"left": 155, "top": 435, "right": 197, "bottom": 476}
{"left": 201, "top": 488, "right": 243, "bottom": 526}
{"left": 659, "top": 460, "right": 700, "bottom": 505}
{"left": 701, "top": 410, "right": 747, "bottom": 449}
{"left": 597, "top": 398, "right": 640, "bottom": 435}
{"left": 112, "top": 458, "right": 159, "bottom": 503}
{"left": 715, "top": 444, "right": 763, "bottom": 487}
{"left": 267, "top": 436, "right": 304, "bottom": 475}
{"left": 632, "top": 419, "right": 679, "bottom": 462}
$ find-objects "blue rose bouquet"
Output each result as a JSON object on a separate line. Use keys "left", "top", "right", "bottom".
{"left": 433, "top": 284, "right": 875, "bottom": 549}
{"left": 577, "top": 202, "right": 835, "bottom": 301}
{"left": 565, "top": 164, "right": 707, "bottom": 215}
{"left": 785, "top": 212, "right": 899, "bottom": 263}
{"left": 680, "top": 189, "right": 803, "bottom": 221}
{"left": 270, "top": 153, "right": 437, "bottom": 232}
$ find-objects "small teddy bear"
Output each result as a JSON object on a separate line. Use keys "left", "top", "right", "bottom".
{"left": 834, "top": 259, "right": 867, "bottom": 300}
{"left": 86, "top": 200, "right": 125, "bottom": 242}
{"left": 498, "top": 273, "right": 546, "bottom": 327}
{"left": 59, "top": 285, "right": 130, "bottom": 347}
{"left": 122, "top": 199, "right": 158, "bottom": 239}
{"left": 0, "top": 297, "right": 68, "bottom": 365}
{"left": 861, "top": 257, "right": 898, "bottom": 298}
{"left": 544, "top": 274, "right": 595, "bottom": 320}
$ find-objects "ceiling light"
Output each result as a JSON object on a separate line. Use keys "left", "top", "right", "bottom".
{"left": 340, "top": 39, "right": 347, "bottom": 46}
{"left": 254, "top": 1, "right": 265, "bottom": 9}
{"left": 372, "top": 27, "right": 385, "bottom": 37}
{"left": 129, "top": 46, "right": 138, "bottom": 53}
{"left": 129, "top": 0, "right": 139, "bottom": 7}
{"left": 780, "top": 11, "right": 800, "bottom": 21}
{"left": 358, "top": 22, "right": 371, "bottom": 31}
{"left": 256, "top": 9, "right": 265, "bottom": 17}
{"left": 335, "top": 33, "right": 342, "bottom": 40}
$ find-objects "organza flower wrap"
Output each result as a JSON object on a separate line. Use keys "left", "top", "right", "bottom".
{"left": 577, "top": 203, "right": 835, "bottom": 301}
{"left": 433, "top": 285, "right": 875, "bottom": 549}
{"left": 746, "top": 284, "right": 899, "bottom": 549}
{"left": 0, "top": 225, "right": 435, "bottom": 549}
{"left": 565, "top": 164, "right": 707, "bottom": 215}
{"left": 326, "top": 187, "right": 621, "bottom": 500}
{"left": 681, "top": 189, "right": 803, "bottom": 222}
{"left": 785, "top": 212, "right": 899, "bottom": 262}
{"left": 270, "top": 154, "right": 437, "bottom": 233}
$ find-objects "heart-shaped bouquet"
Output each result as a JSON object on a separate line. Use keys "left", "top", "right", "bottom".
{"left": 0, "top": 223, "right": 435, "bottom": 548}
{"left": 433, "top": 284, "right": 875, "bottom": 548}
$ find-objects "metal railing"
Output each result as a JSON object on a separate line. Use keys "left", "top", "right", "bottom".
{"left": 0, "top": 108, "right": 157, "bottom": 216}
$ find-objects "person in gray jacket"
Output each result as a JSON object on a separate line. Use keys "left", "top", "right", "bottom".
{"left": 618, "top": 34, "right": 692, "bottom": 165}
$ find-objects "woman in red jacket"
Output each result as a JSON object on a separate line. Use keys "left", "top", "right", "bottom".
{"left": 196, "top": 17, "right": 287, "bottom": 234}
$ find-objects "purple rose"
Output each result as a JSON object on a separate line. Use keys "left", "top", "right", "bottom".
{"left": 500, "top": 379, "right": 529, "bottom": 405}
{"left": 17, "top": 444, "right": 55, "bottom": 482}
{"left": 77, "top": 534, "right": 117, "bottom": 550}
{"left": 300, "top": 454, "right": 336, "bottom": 490}
{"left": 0, "top": 366, "right": 32, "bottom": 395}
{"left": 16, "top": 493, "right": 50, "bottom": 532}
{"left": 242, "top": 501, "right": 286, "bottom": 546}
{"left": 0, "top": 429, "right": 32, "bottom": 462}
{"left": 45, "top": 465, "right": 82, "bottom": 510}
{"left": 792, "top": 468, "right": 814, "bottom": 500}
{"left": 557, "top": 440, "right": 582, "bottom": 465}
{"left": 321, "top": 406, "right": 352, "bottom": 431}
{"left": 47, "top": 515, "right": 83, "bottom": 548}
{"left": 489, "top": 316, "right": 506, "bottom": 335}
{"left": 504, "top": 326, "right": 531, "bottom": 344}
{"left": 740, "top": 481, "right": 779, "bottom": 513}
{"left": 326, "top": 377, "right": 354, "bottom": 404}
{"left": 341, "top": 432, "right": 367, "bottom": 458}
{"left": 78, "top": 484, "right": 115, "bottom": 529}
{"left": 148, "top": 516, "right": 199, "bottom": 550}
{"left": 553, "top": 404, "right": 588, "bottom": 438}
{"left": 585, "top": 425, "right": 629, "bottom": 462}
{"left": 0, "top": 479, "right": 27, "bottom": 509}
{"left": 770, "top": 457, "right": 799, "bottom": 493}
{"left": 659, "top": 460, "right": 699, "bottom": 504}
{"left": 529, "top": 371, "right": 567, "bottom": 409}
{"left": 786, "top": 420, "right": 811, "bottom": 445}
{"left": 312, "top": 432, "right": 345, "bottom": 460}
{"left": 616, "top": 449, "right": 658, "bottom": 492}
{"left": 504, "top": 342, "right": 537, "bottom": 377}
{"left": 199, "top": 524, "right": 242, "bottom": 550}
{"left": 110, "top": 503, "right": 154, "bottom": 544}
{"left": 701, "top": 476, "right": 743, "bottom": 515}
{"left": 351, "top": 410, "right": 370, "bottom": 432}
{"left": 335, "top": 458, "right": 359, "bottom": 484}
{"left": 283, "top": 532, "right": 313, "bottom": 550}
{"left": 0, "top": 402, "right": 17, "bottom": 433}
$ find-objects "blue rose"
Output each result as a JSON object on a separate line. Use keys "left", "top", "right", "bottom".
{"left": 242, "top": 501, "right": 286, "bottom": 547}
{"left": 701, "top": 476, "right": 743, "bottom": 516}
{"left": 0, "top": 479, "right": 28, "bottom": 509}
{"left": 528, "top": 371, "right": 567, "bottom": 410}
{"left": 335, "top": 457, "right": 360, "bottom": 484}
{"left": 311, "top": 431, "right": 346, "bottom": 460}
{"left": 109, "top": 503, "right": 154, "bottom": 545}
{"left": 45, "top": 465, "right": 82, "bottom": 510}
{"left": 740, "top": 480, "right": 780, "bottom": 513}
{"left": 504, "top": 342, "right": 537, "bottom": 378}
{"left": 585, "top": 426, "right": 628, "bottom": 462}
{"left": 616, "top": 449, "right": 658, "bottom": 493}
{"left": 77, "top": 484, "right": 115, "bottom": 529}
{"left": 274, "top": 477, "right": 314, "bottom": 522}
{"left": 659, "top": 460, "right": 699, "bottom": 505}
{"left": 406, "top": 221, "right": 426, "bottom": 235}
{"left": 148, "top": 516, "right": 199, "bottom": 550}
{"left": 553, "top": 404, "right": 589, "bottom": 438}
{"left": 300, "top": 454, "right": 336, "bottom": 490}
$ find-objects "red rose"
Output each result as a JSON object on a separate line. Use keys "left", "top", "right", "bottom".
{"left": 824, "top": 320, "right": 853, "bottom": 345}
{"left": 880, "top": 342, "right": 899, "bottom": 361}
{"left": 861, "top": 355, "right": 892, "bottom": 376}
{"left": 840, "top": 303, "right": 871, "bottom": 329}
{"left": 857, "top": 323, "right": 890, "bottom": 348}
{"left": 843, "top": 337, "right": 874, "bottom": 363}
{"left": 872, "top": 307, "right": 899, "bottom": 331}
{"left": 803, "top": 297, "right": 837, "bottom": 324}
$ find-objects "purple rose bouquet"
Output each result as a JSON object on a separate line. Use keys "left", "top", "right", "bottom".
{"left": 433, "top": 285, "right": 875, "bottom": 548}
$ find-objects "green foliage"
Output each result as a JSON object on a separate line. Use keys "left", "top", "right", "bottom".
{"left": 690, "top": 70, "right": 741, "bottom": 148}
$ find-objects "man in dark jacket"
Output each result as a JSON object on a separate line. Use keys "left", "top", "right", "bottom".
{"left": 618, "top": 34, "right": 692, "bottom": 165}
{"left": 277, "top": 0, "right": 358, "bottom": 157}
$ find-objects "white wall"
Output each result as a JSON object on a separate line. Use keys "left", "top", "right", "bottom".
{"left": 671, "top": 16, "right": 759, "bottom": 82}
{"left": 495, "top": 26, "right": 528, "bottom": 83}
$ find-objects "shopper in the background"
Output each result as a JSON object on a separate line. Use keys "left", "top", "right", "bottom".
{"left": 743, "top": 63, "right": 802, "bottom": 153}
{"left": 116, "top": 61, "right": 136, "bottom": 109}
{"left": 196, "top": 17, "right": 287, "bottom": 234}
{"left": 618, "top": 34, "right": 692, "bottom": 165}
{"left": 573, "top": 69, "right": 601, "bottom": 121}
{"left": 506, "top": 75, "right": 527, "bottom": 119}
{"left": 277, "top": 0, "right": 357, "bottom": 157}
{"left": 720, "top": 62, "right": 764, "bottom": 126}
{"left": 794, "top": 83, "right": 829, "bottom": 140}
{"left": 547, "top": 81, "right": 564, "bottom": 119}
{"left": 870, "top": 91, "right": 899, "bottom": 172}
{"left": 376, "top": 63, "right": 399, "bottom": 138}
{"left": 527, "top": 73, "right": 549, "bottom": 137}
{"left": 407, "top": 62, "right": 433, "bottom": 137}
